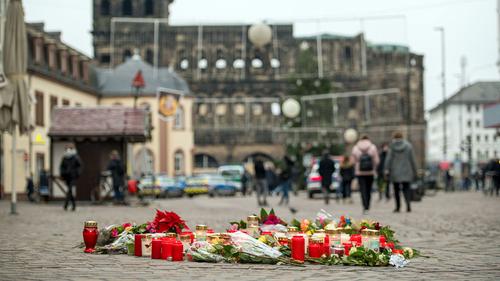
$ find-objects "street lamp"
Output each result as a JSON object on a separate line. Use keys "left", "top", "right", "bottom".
{"left": 282, "top": 98, "right": 301, "bottom": 119}
{"left": 344, "top": 128, "right": 358, "bottom": 144}
{"left": 435, "top": 26, "right": 447, "bottom": 160}
{"left": 248, "top": 23, "right": 272, "bottom": 48}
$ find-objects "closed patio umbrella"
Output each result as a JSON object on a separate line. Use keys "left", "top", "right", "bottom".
{"left": 0, "top": 0, "right": 30, "bottom": 214}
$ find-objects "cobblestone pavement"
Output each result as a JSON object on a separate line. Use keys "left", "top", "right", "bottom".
{"left": 1, "top": 191, "right": 499, "bottom": 280}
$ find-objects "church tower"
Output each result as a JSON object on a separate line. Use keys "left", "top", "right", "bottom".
{"left": 92, "top": 0, "right": 174, "bottom": 67}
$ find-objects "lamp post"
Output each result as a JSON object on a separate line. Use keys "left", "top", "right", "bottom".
{"left": 435, "top": 26, "right": 447, "bottom": 161}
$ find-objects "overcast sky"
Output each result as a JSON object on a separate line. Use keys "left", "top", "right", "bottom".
{"left": 23, "top": 0, "right": 498, "bottom": 110}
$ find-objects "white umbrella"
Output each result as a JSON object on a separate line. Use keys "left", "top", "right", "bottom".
{"left": 0, "top": 0, "right": 30, "bottom": 214}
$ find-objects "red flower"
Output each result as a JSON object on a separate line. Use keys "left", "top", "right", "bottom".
{"left": 151, "top": 210, "right": 187, "bottom": 234}
{"left": 374, "top": 222, "right": 381, "bottom": 230}
{"left": 122, "top": 223, "right": 132, "bottom": 229}
{"left": 111, "top": 228, "right": 119, "bottom": 238}
{"left": 263, "top": 214, "right": 281, "bottom": 225}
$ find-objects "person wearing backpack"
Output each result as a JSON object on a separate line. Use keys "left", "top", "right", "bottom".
{"left": 351, "top": 135, "right": 379, "bottom": 215}
{"left": 384, "top": 131, "right": 417, "bottom": 213}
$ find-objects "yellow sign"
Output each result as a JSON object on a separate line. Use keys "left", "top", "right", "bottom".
{"left": 34, "top": 133, "right": 46, "bottom": 145}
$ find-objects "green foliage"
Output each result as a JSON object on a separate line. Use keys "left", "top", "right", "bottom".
{"left": 379, "top": 226, "right": 399, "bottom": 245}
{"left": 229, "top": 220, "right": 247, "bottom": 230}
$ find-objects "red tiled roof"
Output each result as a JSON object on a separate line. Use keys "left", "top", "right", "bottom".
{"left": 49, "top": 107, "right": 149, "bottom": 141}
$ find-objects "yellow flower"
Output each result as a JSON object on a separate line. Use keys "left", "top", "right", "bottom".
{"left": 125, "top": 226, "right": 133, "bottom": 232}
{"left": 258, "top": 236, "right": 267, "bottom": 243}
{"left": 403, "top": 247, "right": 414, "bottom": 258}
{"left": 300, "top": 219, "right": 310, "bottom": 232}
{"left": 306, "top": 230, "right": 313, "bottom": 236}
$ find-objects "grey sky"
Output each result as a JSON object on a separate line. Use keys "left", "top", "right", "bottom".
{"left": 23, "top": 0, "right": 498, "bottom": 110}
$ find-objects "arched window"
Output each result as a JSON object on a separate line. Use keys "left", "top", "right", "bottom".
{"left": 101, "top": 0, "right": 110, "bottom": 15}
{"left": 174, "top": 150, "right": 184, "bottom": 175}
{"left": 145, "top": 49, "right": 154, "bottom": 64}
{"left": 174, "top": 106, "right": 184, "bottom": 129}
{"left": 145, "top": 0, "right": 154, "bottom": 15}
{"left": 194, "top": 154, "right": 218, "bottom": 168}
{"left": 122, "top": 0, "right": 133, "bottom": 16}
{"left": 122, "top": 49, "right": 132, "bottom": 62}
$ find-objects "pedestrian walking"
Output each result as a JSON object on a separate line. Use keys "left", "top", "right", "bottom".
{"left": 254, "top": 159, "right": 268, "bottom": 206}
{"left": 59, "top": 145, "right": 82, "bottom": 211}
{"left": 318, "top": 151, "right": 336, "bottom": 205}
{"left": 107, "top": 150, "right": 125, "bottom": 204}
{"left": 484, "top": 158, "right": 500, "bottom": 196}
{"left": 384, "top": 131, "right": 417, "bottom": 213}
{"left": 278, "top": 156, "right": 294, "bottom": 205}
{"left": 351, "top": 135, "right": 379, "bottom": 214}
{"left": 26, "top": 174, "right": 35, "bottom": 202}
{"left": 339, "top": 155, "right": 354, "bottom": 203}
{"left": 377, "top": 143, "right": 390, "bottom": 201}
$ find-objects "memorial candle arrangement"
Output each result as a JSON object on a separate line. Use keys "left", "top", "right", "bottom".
{"left": 81, "top": 209, "right": 419, "bottom": 268}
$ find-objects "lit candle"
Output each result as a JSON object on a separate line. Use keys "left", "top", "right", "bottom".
{"left": 308, "top": 238, "right": 323, "bottom": 258}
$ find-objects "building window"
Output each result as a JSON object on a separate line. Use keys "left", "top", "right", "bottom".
{"left": 101, "top": 0, "right": 110, "bottom": 15}
{"left": 476, "top": 135, "right": 480, "bottom": 142}
{"left": 145, "top": 49, "right": 154, "bottom": 64}
{"left": 475, "top": 104, "right": 480, "bottom": 112}
{"left": 62, "top": 99, "right": 70, "bottom": 106}
{"left": 145, "top": 0, "right": 154, "bottom": 15}
{"left": 466, "top": 104, "right": 471, "bottom": 112}
{"left": 35, "top": 91, "right": 44, "bottom": 126}
{"left": 56, "top": 50, "right": 62, "bottom": 71}
{"left": 100, "top": 53, "right": 111, "bottom": 64}
{"left": 485, "top": 135, "right": 489, "bottom": 142}
{"left": 344, "top": 46, "right": 352, "bottom": 61}
{"left": 123, "top": 0, "right": 132, "bottom": 15}
{"left": 50, "top": 96, "right": 58, "bottom": 118}
{"left": 67, "top": 55, "right": 73, "bottom": 76}
{"left": 174, "top": 150, "right": 184, "bottom": 175}
{"left": 174, "top": 107, "right": 184, "bottom": 129}
{"left": 476, "top": 120, "right": 480, "bottom": 127}
{"left": 467, "top": 120, "right": 471, "bottom": 128}
{"left": 194, "top": 154, "right": 218, "bottom": 168}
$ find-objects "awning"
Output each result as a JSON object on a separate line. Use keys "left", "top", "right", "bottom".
{"left": 48, "top": 106, "right": 150, "bottom": 142}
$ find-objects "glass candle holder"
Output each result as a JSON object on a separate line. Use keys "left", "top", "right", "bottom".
{"left": 83, "top": 221, "right": 99, "bottom": 253}
{"left": 195, "top": 225, "right": 208, "bottom": 241}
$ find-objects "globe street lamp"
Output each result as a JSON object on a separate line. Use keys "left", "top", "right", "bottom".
{"left": 282, "top": 98, "right": 301, "bottom": 119}
{"left": 343, "top": 128, "right": 358, "bottom": 144}
{"left": 248, "top": 23, "right": 272, "bottom": 48}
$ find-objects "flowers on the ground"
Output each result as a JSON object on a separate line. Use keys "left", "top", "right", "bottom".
{"left": 150, "top": 210, "right": 188, "bottom": 234}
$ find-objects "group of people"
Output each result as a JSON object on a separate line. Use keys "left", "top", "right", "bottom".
{"left": 252, "top": 156, "right": 295, "bottom": 207}
{"left": 26, "top": 145, "right": 126, "bottom": 211}
{"left": 318, "top": 131, "right": 417, "bottom": 214}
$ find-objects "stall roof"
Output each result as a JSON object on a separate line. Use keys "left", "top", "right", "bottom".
{"left": 48, "top": 107, "right": 150, "bottom": 142}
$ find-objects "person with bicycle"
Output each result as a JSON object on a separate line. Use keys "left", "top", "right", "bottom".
{"left": 384, "top": 131, "right": 417, "bottom": 213}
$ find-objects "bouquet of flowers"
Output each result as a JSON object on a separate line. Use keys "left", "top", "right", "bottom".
{"left": 148, "top": 210, "right": 188, "bottom": 234}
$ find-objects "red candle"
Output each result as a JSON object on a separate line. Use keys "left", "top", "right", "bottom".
{"left": 151, "top": 239, "right": 162, "bottom": 259}
{"left": 182, "top": 231, "right": 194, "bottom": 243}
{"left": 291, "top": 235, "right": 305, "bottom": 262}
{"left": 308, "top": 243, "right": 322, "bottom": 258}
{"left": 323, "top": 235, "right": 330, "bottom": 257}
{"left": 207, "top": 229, "right": 214, "bottom": 234}
{"left": 343, "top": 243, "right": 352, "bottom": 256}
{"left": 134, "top": 234, "right": 143, "bottom": 257}
{"left": 379, "top": 235, "right": 386, "bottom": 244}
{"left": 172, "top": 241, "right": 184, "bottom": 261}
{"left": 161, "top": 241, "right": 174, "bottom": 260}
{"left": 83, "top": 221, "right": 99, "bottom": 254}
{"left": 261, "top": 231, "right": 272, "bottom": 236}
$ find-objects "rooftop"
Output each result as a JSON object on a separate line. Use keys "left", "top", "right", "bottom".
{"left": 429, "top": 81, "right": 500, "bottom": 113}
{"left": 48, "top": 107, "right": 150, "bottom": 142}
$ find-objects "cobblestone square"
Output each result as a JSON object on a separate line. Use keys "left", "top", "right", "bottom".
{"left": 1, "top": 192, "right": 499, "bottom": 280}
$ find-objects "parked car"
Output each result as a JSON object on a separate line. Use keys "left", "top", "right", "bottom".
{"left": 138, "top": 174, "right": 160, "bottom": 198}
{"left": 156, "top": 175, "right": 185, "bottom": 198}
{"left": 218, "top": 165, "right": 244, "bottom": 192}
{"left": 185, "top": 174, "right": 236, "bottom": 197}
{"left": 306, "top": 158, "right": 341, "bottom": 199}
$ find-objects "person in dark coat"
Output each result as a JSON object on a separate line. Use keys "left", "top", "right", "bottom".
{"left": 384, "top": 131, "right": 417, "bottom": 213}
{"left": 377, "top": 143, "right": 390, "bottom": 200}
{"left": 59, "top": 145, "right": 82, "bottom": 211}
{"left": 339, "top": 155, "right": 355, "bottom": 203}
{"left": 26, "top": 174, "right": 35, "bottom": 202}
{"left": 278, "top": 156, "right": 294, "bottom": 205}
{"left": 318, "top": 151, "right": 336, "bottom": 205}
{"left": 107, "top": 150, "right": 125, "bottom": 203}
{"left": 485, "top": 158, "right": 500, "bottom": 196}
{"left": 253, "top": 159, "right": 268, "bottom": 206}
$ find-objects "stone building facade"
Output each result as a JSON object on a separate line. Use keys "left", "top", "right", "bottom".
{"left": 91, "top": 0, "right": 426, "bottom": 167}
